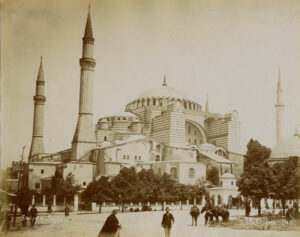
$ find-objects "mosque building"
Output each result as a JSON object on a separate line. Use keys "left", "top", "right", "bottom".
{"left": 26, "top": 9, "right": 245, "bottom": 193}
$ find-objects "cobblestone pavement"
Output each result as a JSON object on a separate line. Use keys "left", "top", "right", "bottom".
{"left": 1, "top": 209, "right": 299, "bottom": 237}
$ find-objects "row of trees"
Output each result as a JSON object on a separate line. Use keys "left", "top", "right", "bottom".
{"left": 82, "top": 167, "right": 208, "bottom": 212}
{"left": 237, "top": 139, "right": 299, "bottom": 216}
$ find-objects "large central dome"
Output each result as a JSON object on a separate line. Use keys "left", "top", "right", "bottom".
{"left": 138, "top": 84, "right": 189, "bottom": 100}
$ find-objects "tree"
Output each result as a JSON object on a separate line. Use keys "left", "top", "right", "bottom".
{"left": 207, "top": 166, "right": 219, "bottom": 185}
{"left": 237, "top": 139, "right": 272, "bottom": 216}
{"left": 136, "top": 169, "right": 158, "bottom": 206}
{"left": 82, "top": 176, "right": 113, "bottom": 213}
{"left": 61, "top": 173, "right": 81, "bottom": 204}
{"left": 244, "top": 139, "right": 271, "bottom": 169}
{"left": 271, "top": 157, "right": 299, "bottom": 215}
{"left": 238, "top": 162, "right": 274, "bottom": 216}
{"left": 111, "top": 167, "right": 139, "bottom": 211}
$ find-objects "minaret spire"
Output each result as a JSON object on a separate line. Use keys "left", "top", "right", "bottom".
{"left": 84, "top": 5, "right": 93, "bottom": 39}
{"left": 205, "top": 93, "right": 209, "bottom": 113}
{"left": 162, "top": 75, "right": 167, "bottom": 86}
{"left": 275, "top": 67, "right": 285, "bottom": 144}
{"left": 29, "top": 57, "right": 46, "bottom": 160}
{"left": 72, "top": 7, "right": 96, "bottom": 160}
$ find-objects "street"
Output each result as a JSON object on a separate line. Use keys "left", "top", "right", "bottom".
{"left": 2, "top": 209, "right": 299, "bottom": 237}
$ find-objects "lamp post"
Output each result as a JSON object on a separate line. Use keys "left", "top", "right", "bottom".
{"left": 12, "top": 146, "right": 25, "bottom": 226}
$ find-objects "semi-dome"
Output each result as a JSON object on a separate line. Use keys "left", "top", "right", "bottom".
{"left": 138, "top": 84, "right": 189, "bottom": 100}
{"left": 270, "top": 132, "right": 300, "bottom": 159}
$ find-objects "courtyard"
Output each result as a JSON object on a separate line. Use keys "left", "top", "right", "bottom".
{"left": 2, "top": 209, "right": 299, "bottom": 237}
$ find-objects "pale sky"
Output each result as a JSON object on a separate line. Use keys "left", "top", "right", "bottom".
{"left": 1, "top": 0, "right": 300, "bottom": 168}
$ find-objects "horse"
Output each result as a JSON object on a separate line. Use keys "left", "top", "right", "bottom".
{"left": 200, "top": 206, "right": 216, "bottom": 225}
{"left": 214, "top": 206, "right": 230, "bottom": 223}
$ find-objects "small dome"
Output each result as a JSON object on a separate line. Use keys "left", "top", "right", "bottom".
{"left": 221, "top": 172, "right": 235, "bottom": 179}
{"left": 138, "top": 85, "right": 190, "bottom": 100}
{"left": 270, "top": 133, "right": 300, "bottom": 159}
{"left": 99, "top": 141, "right": 113, "bottom": 147}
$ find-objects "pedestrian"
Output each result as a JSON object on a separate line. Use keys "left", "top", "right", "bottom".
{"left": 161, "top": 207, "right": 174, "bottom": 237}
{"left": 29, "top": 204, "right": 38, "bottom": 227}
{"left": 98, "top": 209, "right": 121, "bottom": 237}
{"left": 65, "top": 205, "right": 70, "bottom": 217}
{"left": 48, "top": 204, "right": 53, "bottom": 215}
{"left": 21, "top": 205, "right": 29, "bottom": 227}
{"left": 189, "top": 205, "right": 200, "bottom": 226}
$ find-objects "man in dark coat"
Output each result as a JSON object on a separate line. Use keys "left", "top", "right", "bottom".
{"left": 190, "top": 205, "right": 200, "bottom": 226}
{"left": 161, "top": 207, "right": 174, "bottom": 237}
{"left": 98, "top": 210, "right": 121, "bottom": 237}
{"left": 29, "top": 204, "right": 38, "bottom": 226}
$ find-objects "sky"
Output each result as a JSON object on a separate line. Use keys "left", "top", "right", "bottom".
{"left": 1, "top": 0, "right": 300, "bottom": 168}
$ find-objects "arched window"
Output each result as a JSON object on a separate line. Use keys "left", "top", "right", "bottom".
{"left": 156, "top": 155, "right": 160, "bottom": 161}
{"left": 104, "top": 136, "right": 107, "bottom": 141}
{"left": 170, "top": 167, "right": 177, "bottom": 179}
{"left": 188, "top": 168, "right": 195, "bottom": 178}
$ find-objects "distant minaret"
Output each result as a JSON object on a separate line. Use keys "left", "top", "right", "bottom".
{"left": 275, "top": 68, "right": 285, "bottom": 144}
{"left": 29, "top": 57, "right": 46, "bottom": 160}
{"left": 205, "top": 94, "right": 209, "bottom": 113}
{"left": 71, "top": 7, "right": 96, "bottom": 160}
{"left": 162, "top": 75, "right": 167, "bottom": 86}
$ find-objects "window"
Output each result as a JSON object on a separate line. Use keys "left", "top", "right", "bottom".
{"left": 138, "top": 156, "right": 141, "bottom": 160}
{"left": 170, "top": 167, "right": 177, "bottom": 179}
{"left": 156, "top": 155, "right": 160, "bottom": 161}
{"left": 35, "top": 183, "right": 40, "bottom": 189}
{"left": 123, "top": 155, "right": 126, "bottom": 159}
{"left": 104, "top": 136, "right": 107, "bottom": 141}
{"left": 194, "top": 130, "right": 197, "bottom": 135}
{"left": 156, "top": 145, "right": 161, "bottom": 153}
{"left": 188, "top": 168, "right": 195, "bottom": 178}
{"left": 135, "top": 156, "right": 137, "bottom": 160}
{"left": 194, "top": 139, "right": 196, "bottom": 144}
{"left": 231, "top": 181, "right": 234, "bottom": 185}
{"left": 83, "top": 182, "right": 86, "bottom": 186}
{"left": 123, "top": 117, "right": 126, "bottom": 120}
{"left": 117, "top": 117, "right": 120, "bottom": 120}
{"left": 127, "top": 155, "right": 129, "bottom": 160}
{"left": 41, "top": 169, "right": 44, "bottom": 174}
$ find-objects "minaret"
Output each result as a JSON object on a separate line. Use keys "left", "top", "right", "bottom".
{"left": 29, "top": 57, "right": 46, "bottom": 160}
{"left": 275, "top": 68, "right": 285, "bottom": 144}
{"left": 205, "top": 93, "right": 209, "bottom": 113}
{"left": 71, "top": 7, "right": 96, "bottom": 160}
{"left": 162, "top": 75, "right": 167, "bottom": 86}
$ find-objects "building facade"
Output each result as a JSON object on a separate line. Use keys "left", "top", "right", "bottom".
{"left": 25, "top": 9, "right": 244, "bottom": 193}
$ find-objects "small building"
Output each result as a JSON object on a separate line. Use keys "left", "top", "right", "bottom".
{"left": 207, "top": 172, "right": 239, "bottom": 207}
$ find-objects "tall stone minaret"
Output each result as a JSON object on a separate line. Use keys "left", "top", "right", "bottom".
{"left": 29, "top": 57, "right": 46, "bottom": 160}
{"left": 275, "top": 68, "right": 285, "bottom": 144}
{"left": 205, "top": 94, "right": 209, "bottom": 113}
{"left": 71, "top": 7, "right": 96, "bottom": 160}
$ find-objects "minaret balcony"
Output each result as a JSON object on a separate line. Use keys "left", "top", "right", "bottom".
{"left": 79, "top": 58, "right": 96, "bottom": 69}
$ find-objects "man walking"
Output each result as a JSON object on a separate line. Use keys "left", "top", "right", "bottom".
{"left": 190, "top": 205, "right": 200, "bottom": 226}
{"left": 98, "top": 209, "right": 121, "bottom": 237}
{"left": 161, "top": 207, "right": 174, "bottom": 237}
{"left": 29, "top": 204, "right": 38, "bottom": 227}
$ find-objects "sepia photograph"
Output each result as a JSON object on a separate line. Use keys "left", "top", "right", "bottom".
{"left": 1, "top": 0, "right": 300, "bottom": 236}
